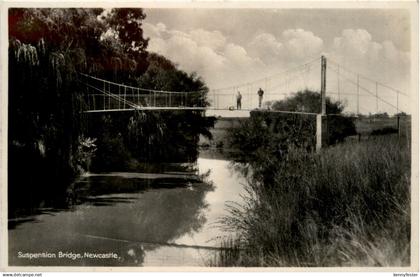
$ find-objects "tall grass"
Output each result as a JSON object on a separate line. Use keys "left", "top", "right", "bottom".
{"left": 215, "top": 135, "right": 410, "bottom": 266}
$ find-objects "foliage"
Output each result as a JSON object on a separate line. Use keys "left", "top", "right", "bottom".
{"left": 217, "top": 136, "right": 410, "bottom": 266}
{"left": 371, "top": 127, "right": 398, "bottom": 136}
{"left": 84, "top": 53, "right": 215, "bottom": 166}
{"left": 370, "top": 112, "right": 390, "bottom": 119}
{"left": 271, "top": 89, "right": 344, "bottom": 114}
{"left": 326, "top": 115, "right": 358, "bottom": 144}
{"left": 271, "top": 89, "right": 357, "bottom": 144}
{"left": 121, "top": 53, "right": 214, "bottom": 163}
{"left": 8, "top": 8, "right": 214, "bottom": 215}
{"left": 101, "top": 9, "right": 148, "bottom": 55}
{"left": 75, "top": 136, "right": 97, "bottom": 172}
{"left": 227, "top": 112, "right": 315, "bottom": 185}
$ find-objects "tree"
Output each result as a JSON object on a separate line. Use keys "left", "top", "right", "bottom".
{"left": 119, "top": 53, "right": 215, "bottom": 163}
{"left": 8, "top": 8, "right": 155, "bottom": 213}
{"left": 271, "top": 89, "right": 344, "bottom": 114}
{"left": 271, "top": 89, "right": 357, "bottom": 144}
{"left": 102, "top": 8, "right": 149, "bottom": 76}
{"left": 102, "top": 8, "right": 148, "bottom": 55}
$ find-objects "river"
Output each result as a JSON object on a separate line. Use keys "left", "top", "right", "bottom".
{"left": 8, "top": 153, "right": 246, "bottom": 267}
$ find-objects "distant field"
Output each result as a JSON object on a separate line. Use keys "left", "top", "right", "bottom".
{"left": 200, "top": 115, "right": 412, "bottom": 148}
{"left": 355, "top": 116, "right": 411, "bottom": 136}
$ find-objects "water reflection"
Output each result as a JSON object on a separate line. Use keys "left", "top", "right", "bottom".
{"left": 8, "top": 156, "right": 246, "bottom": 266}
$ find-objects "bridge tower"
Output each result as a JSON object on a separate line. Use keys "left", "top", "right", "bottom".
{"left": 316, "top": 55, "right": 328, "bottom": 152}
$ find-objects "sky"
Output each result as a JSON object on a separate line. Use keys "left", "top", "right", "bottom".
{"left": 142, "top": 8, "right": 413, "bottom": 114}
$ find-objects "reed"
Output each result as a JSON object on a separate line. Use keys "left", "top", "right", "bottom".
{"left": 216, "top": 135, "right": 411, "bottom": 266}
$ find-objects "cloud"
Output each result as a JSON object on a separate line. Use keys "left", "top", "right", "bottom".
{"left": 248, "top": 33, "right": 283, "bottom": 63}
{"left": 326, "top": 29, "right": 411, "bottom": 113}
{"left": 329, "top": 29, "right": 410, "bottom": 90}
{"left": 143, "top": 22, "right": 264, "bottom": 88}
{"left": 143, "top": 22, "right": 167, "bottom": 38}
{"left": 333, "top": 29, "right": 374, "bottom": 56}
{"left": 189, "top": 29, "right": 226, "bottom": 50}
{"left": 282, "top": 29, "right": 324, "bottom": 59}
{"left": 247, "top": 29, "right": 323, "bottom": 64}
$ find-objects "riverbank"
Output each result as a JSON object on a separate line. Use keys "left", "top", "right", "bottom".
{"left": 215, "top": 135, "right": 410, "bottom": 266}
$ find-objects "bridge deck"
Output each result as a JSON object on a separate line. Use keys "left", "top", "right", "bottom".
{"left": 83, "top": 107, "right": 318, "bottom": 116}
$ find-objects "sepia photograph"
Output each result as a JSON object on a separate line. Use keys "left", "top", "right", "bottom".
{"left": 1, "top": 1, "right": 418, "bottom": 271}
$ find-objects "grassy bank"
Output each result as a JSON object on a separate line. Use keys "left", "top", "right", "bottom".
{"left": 216, "top": 135, "right": 410, "bottom": 266}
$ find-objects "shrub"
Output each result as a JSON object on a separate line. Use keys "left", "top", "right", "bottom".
{"left": 271, "top": 90, "right": 357, "bottom": 144}
{"left": 371, "top": 127, "right": 398, "bottom": 136}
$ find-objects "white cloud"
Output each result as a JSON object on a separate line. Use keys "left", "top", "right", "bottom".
{"left": 189, "top": 29, "right": 226, "bottom": 50}
{"left": 327, "top": 29, "right": 411, "bottom": 113}
{"left": 143, "top": 22, "right": 167, "bottom": 38}
{"left": 248, "top": 33, "right": 283, "bottom": 63}
{"left": 225, "top": 43, "right": 254, "bottom": 66}
{"left": 143, "top": 22, "right": 264, "bottom": 88}
{"left": 247, "top": 29, "right": 323, "bottom": 64}
{"left": 282, "top": 29, "right": 324, "bottom": 59}
{"left": 333, "top": 29, "right": 373, "bottom": 56}
{"left": 329, "top": 29, "right": 410, "bottom": 90}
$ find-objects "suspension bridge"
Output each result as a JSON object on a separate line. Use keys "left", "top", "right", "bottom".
{"left": 80, "top": 55, "right": 409, "bottom": 117}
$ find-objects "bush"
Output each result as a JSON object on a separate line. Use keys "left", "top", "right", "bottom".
{"left": 271, "top": 90, "right": 357, "bottom": 144}
{"left": 371, "top": 127, "right": 398, "bottom": 136}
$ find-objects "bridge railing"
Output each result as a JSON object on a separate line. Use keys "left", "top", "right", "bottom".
{"left": 80, "top": 73, "right": 207, "bottom": 111}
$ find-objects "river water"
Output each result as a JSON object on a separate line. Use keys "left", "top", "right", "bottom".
{"left": 8, "top": 154, "right": 246, "bottom": 267}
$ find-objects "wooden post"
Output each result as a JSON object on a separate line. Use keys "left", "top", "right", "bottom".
{"left": 321, "top": 56, "right": 326, "bottom": 115}
{"left": 103, "top": 81, "right": 106, "bottom": 110}
{"left": 316, "top": 114, "right": 322, "bottom": 151}
{"left": 108, "top": 83, "right": 111, "bottom": 109}
{"left": 317, "top": 56, "right": 328, "bottom": 152}
{"left": 316, "top": 114, "right": 328, "bottom": 152}
{"left": 118, "top": 86, "right": 121, "bottom": 110}
{"left": 87, "top": 87, "right": 91, "bottom": 110}
{"left": 124, "top": 86, "right": 126, "bottom": 109}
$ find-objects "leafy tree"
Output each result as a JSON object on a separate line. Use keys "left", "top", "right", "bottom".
{"left": 119, "top": 53, "right": 214, "bottom": 163}
{"left": 8, "top": 8, "right": 215, "bottom": 215}
{"left": 9, "top": 8, "right": 109, "bottom": 216}
{"left": 102, "top": 8, "right": 148, "bottom": 55}
{"left": 271, "top": 89, "right": 344, "bottom": 114}
{"left": 271, "top": 89, "right": 357, "bottom": 144}
{"left": 101, "top": 8, "right": 150, "bottom": 77}
{"left": 371, "top": 112, "right": 390, "bottom": 119}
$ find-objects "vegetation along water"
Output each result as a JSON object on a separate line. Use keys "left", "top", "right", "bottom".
{"left": 213, "top": 93, "right": 410, "bottom": 266}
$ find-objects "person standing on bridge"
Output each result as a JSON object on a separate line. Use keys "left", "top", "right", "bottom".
{"left": 236, "top": 91, "right": 242, "bottom": 110}
{"left": 257, "top": 88, "right": 264, "bottom": 108}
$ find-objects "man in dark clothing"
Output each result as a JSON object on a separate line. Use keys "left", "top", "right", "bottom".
{"left": 257, "top": 88, "right": 264, "bottom": 108}
{"left": 236, "top": 91, "right": 242, "bottom": 110}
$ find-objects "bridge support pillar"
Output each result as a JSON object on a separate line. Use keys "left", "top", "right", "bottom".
{"left": 316, "top": 114, "right": 328, "bottom": 152}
